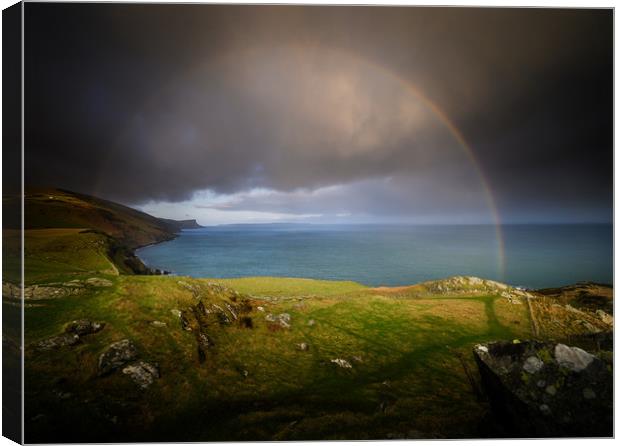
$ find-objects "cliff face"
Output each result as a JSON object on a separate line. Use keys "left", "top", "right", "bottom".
{"left": 159, "top": 218, "right": 203, "bottom": 230}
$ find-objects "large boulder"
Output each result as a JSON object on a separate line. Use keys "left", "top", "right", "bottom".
{"left": 65, "top": 319, "right": 105, "bottom": 336}
{"left": 98, "top": 339, "right": 139, "bottom": 376}
{"left": 473, "top": 340, "right": 612, "bottom": 437}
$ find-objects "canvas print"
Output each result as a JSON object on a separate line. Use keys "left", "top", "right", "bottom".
{"left": 2, "top": 2, "right": 614, "bottom": 443}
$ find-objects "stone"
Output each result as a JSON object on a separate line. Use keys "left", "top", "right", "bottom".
{"left": 545, "top": 385, "right": 557, "bottom": 396}
{"left": 151, "top": 321, "right": 167, "bottom": 327}
{"left": 297, "top": 342, "right": 309, "bottom": 351}
{"left": 554, "top": 344, "right": 595, "bottom": 372}
{"left": 539, "top": 404, "right": 552, "bottom": 416}
{"left": 179, "top": 311, "right": 192, "bottom": 331}
{"left": 330, "top": 358, "right": 352, "bottom": 369}
{"left": 122, "top": 361, "right": 159, "bottom": 389}
{"left": 523, "top": 356, "right": 544, "bottom": 374}
{"left": 197, "top": 331, "right": 214, "bottom": 363}
{"left": 256, "top": 306, "right": 265, "bottom": 312}
{"left": 596, "top": 310, "right": 613, "bottom": 326}
{"left": 98, "top": 339, "right": 138, "bottom": 376}
{"left": 170, "top": 309, "right": 182, "bottom": 318}
{"left": 36, "top": 333, "right": 80, "bottom": 351}
{"left": 265, "top": 313, "right": 291, "bottom": 328}
{"left": 307, "top": 319, "right": 316, "bottom": 327}
{"left": 85, "top": 277, "right": 113, "bottom": 287}
{"left": 65, "top": 319, "right": 105, "bottom": 336}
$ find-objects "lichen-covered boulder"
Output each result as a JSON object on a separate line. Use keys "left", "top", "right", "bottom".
{"left": 122, "top": 361, "right": 160, "bottom": 389}
{"left": 65, "top": 319, "right": 105, "bottom": 336}
{"left": 98, "top": 339, "right": 138, "bottom": 376}
{"left": 36, "top": 333, "right": 80, "bottom": 351}
{"left": 473, "top": 340, "right": 612, "bottom": 437}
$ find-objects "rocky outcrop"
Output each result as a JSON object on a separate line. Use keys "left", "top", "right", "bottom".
{"left": 419, "top": 276, "right": 535, "bottom": 302}
{"left": 473, "top": 340, "right": 612, "bottom": 437}
{"left": 98, "top": 339, "right": 139, "bottom": 376}
{"left": 36, "top": 333, "right": 80, "bottom": 351}
{"left": 175, "top": 285, "right": 254, "bottom": 363}
{"left": 3, "top": 278, "right": 113, "bottom": 302}
{"left": 65, "top": 320, "right": 105, "bottom": 336}
{"left": 35, "top": 319, "right": 105, "bottom": 351}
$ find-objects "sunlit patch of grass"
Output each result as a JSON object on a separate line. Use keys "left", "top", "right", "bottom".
{"left": 211, "top": 276, "right": 366, "bottom": 297}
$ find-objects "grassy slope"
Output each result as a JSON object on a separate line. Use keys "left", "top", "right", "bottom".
{"left": 24, "top": 276, "right": 531, "bottom": 441}
{"left": 5, "top": 188, "right": 177, "bottom": 248}
{"left": 3, "top": 194, "right": 611, "bottom": 442}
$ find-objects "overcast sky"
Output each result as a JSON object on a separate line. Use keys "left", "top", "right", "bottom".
{"left": 25, "top": 5, "right": 612, "bottom": 225}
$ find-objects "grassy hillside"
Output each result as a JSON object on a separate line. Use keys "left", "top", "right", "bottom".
{"left": 1, "top": 192, "right": 612, "bottom": 442}
{"left": 4, "top": 188, "right": 178, "bottom": 248}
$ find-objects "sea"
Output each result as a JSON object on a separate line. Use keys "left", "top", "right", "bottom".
{"left": 136, "top": 224, "right": 613, "bottom": 289}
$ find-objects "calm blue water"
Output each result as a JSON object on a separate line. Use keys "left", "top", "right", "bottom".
{"left": 137, "top": 224, "right": 613, "bottom": 289}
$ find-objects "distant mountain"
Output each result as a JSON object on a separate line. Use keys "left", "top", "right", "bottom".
{"left": 159, "top": 218, "right": 203, "bottom": 230}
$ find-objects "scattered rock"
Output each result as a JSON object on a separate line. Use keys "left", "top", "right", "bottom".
{"left": 265, "top": 313, "right": 291, "bottom": 328}
{"left": 150, "top": 321, "right": 167, "bottom": 327}
{"left": 36, "top": 333, "right": 80, "bottom": 351}
{"left": 331, "top": 358, "right": 352, "bottom": 369}
{"left": 307, "top": 319, "right": 316, "bottom": 326}
{"left": 98, "top": 339, "right": 139, "bottom": 376}
{"left": 297, "top": 342, "right": 309, "bottom": 351}
{"left": 170, "top": 309, "right": 182, "bottom": 318}
{"left": 65, "top": 319, "right": 105, "bottom": 336}
{"left": 122, "top": 361, "right": 159, "bottom": 389}
{"left": 256, "top": 306, "right": 265, "bottom": 312}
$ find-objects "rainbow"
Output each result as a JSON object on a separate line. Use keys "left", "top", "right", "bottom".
{"left": 314, "top": 46, "right": 506, "bottom": 278}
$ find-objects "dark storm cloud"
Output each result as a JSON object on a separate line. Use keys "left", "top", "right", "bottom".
{"left": 24, "top": 4, "right": 612, "bottom": 222}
